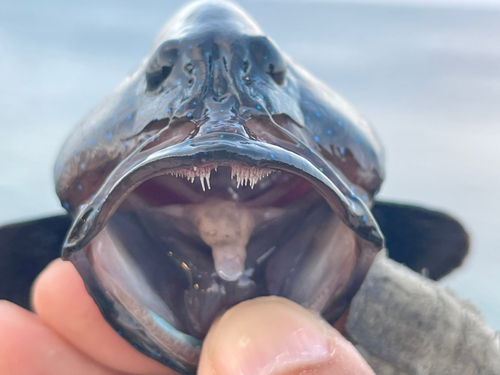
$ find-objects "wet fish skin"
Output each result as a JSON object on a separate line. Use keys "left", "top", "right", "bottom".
{"left": 50, "top": 2, "right": 386, "bottom": 373}
{"left": 54, "top": 0, "right": 384, "bottom": 216}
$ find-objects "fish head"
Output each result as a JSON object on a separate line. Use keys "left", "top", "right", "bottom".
{"left": 54, "top": 1, "right": 385, "bottom": 373}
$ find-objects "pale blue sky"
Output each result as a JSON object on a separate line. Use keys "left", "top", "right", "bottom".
{"left": 268, "top": 0, "right": 500, "bottom": 8}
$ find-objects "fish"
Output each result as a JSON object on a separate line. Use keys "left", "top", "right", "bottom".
{"left": 0, "top": 1, "right": 469, "bottom": 374}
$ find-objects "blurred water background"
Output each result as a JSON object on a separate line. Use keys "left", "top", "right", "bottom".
{"left": 0, "top": 0, "right": 499, "bottom": 329}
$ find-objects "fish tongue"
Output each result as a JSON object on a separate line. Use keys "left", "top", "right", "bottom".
{"left": 211, "top": 244, "right": 246, "bottom": 281}
{"left": 187, "top": 199, "right": 254, "bottom": 282}
{"left": 160, "top": 198, "right": 286, "bottom": 282}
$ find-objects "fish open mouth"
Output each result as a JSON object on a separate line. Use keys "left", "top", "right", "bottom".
{"left": 128, "top": 164, "right": 303, "bottom": 283}
{"left": 61, "top": 131, "right": 383, "bottom": 372}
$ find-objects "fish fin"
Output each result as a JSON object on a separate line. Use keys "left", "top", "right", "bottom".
{"left": 0, "top": 215, "right": 71, "bottom": 309}
{"left": 372, "top": 201, "right": 469, "bottom": 280}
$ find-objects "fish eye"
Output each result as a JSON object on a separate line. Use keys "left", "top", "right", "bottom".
{"left": 145, "top": 41, "right": 180, "bottom": 91}
{"left": 249, "top": 36, "right": 286, "bottom": 85}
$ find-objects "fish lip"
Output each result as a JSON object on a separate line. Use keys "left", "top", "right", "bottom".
{"left": 61, "top": 132, "right": 384, "bottom": 258}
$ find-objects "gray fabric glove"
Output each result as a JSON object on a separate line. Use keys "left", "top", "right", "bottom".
{"left": 346, "top": 252, "right": 500, "bottom": 375}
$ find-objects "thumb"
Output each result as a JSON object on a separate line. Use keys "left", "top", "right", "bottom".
{"left": 198, "top": 296, "right": 374, "bottom": 375}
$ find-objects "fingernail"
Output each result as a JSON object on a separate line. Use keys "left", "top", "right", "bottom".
{"left": 199, "top": 297, "right": 335, "bottom": 375}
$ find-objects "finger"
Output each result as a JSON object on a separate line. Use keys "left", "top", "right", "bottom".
{"left": 0, "top": 300, "right": 125, "bottom": 375}
{"left": 32, "top": 259, "right": 177, "bottom": 375}
{"left": 198, "top": 297, "right": 374, "bottom": 375}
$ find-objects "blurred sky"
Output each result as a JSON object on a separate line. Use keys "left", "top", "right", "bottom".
{"left": 291, "top": 0, "right": 500, "bottom": 7}
{"left": 0, "top": 0, "right": 499, "bottom": 329}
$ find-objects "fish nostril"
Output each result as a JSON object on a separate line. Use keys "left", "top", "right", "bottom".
{"left": 184, "top": 62, "right": 194, "bottom": 75}
{"left": 242, "top": 60, "right": 250, "bottom": 73}
{"left": 222, "top": 57, "right": 229, "bottom": 73}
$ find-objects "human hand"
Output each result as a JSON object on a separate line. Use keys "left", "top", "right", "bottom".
{"left": 0, "top": 259, "right": 374, "bottom": 375}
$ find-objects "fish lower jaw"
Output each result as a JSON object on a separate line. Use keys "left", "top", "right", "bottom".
{"left": 166, "top": 163, "right": 273, "bottom": 191}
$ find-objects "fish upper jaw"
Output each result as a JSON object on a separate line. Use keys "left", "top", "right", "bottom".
{"left": 61, "top": 132, "right": 383, "bottom": 258}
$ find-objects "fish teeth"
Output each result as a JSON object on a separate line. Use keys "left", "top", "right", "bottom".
{"left": 230, "top": 165, "right": 272, "bottom": 189}
{"left": 206, "top": 173, "right": 211, "bottom": 190}
{"left": 198, "top": 167, "right": 211, "bottom": 191}
{"left": 168, "top": 164, "right": 272, "bottom": 190}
